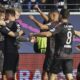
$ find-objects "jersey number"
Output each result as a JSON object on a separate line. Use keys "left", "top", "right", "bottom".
{"left": 66, "top": 31, "right": 72, "bottom": 44}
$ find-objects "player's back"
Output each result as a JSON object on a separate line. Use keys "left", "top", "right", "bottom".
{"left": 55, "top": 22, "right": 74, "bottom": 55}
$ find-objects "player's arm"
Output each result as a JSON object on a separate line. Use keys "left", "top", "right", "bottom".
{"left": 34, "top": 5, "right": 49, "bottom": 21}
{"left": 0, "top": 21, "right": 24, "bottom": 37}
{"left": 30, "top": 25, "right": 60, "bottom": 39}
{"left": 30, "top": 31, "right": 52, "bottom": 37}
{"left": 74, "top": 30, "right": 80, "bottom": 37}
{"left": 1, "top": 27, "right": 23, "bottom": 37}
{"left": 16, "top": 36, "right": 30, "bottom": 42}
{"left": 18, "top": 30, "right": 24, "bottom": 36}
{"left": 29, "top": 15, "right": 49, "bottom": 30}
{"left": 16, "top": 23, "right": 25, "bottom": 36}
{"left": 17, "top": 35, "right": 37, "bottom": 43}
{"left": 8, "top": 30, "right": 24, "bottom": 37}
{"left": 30, "top": 26, "right": 60, "bottom": 37}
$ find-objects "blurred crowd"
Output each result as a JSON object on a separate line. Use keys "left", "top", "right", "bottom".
{"left": 0, "top": 0, "right": 80, "bottom": 12}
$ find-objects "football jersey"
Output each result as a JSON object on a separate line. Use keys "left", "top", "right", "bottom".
{"left": 50, "top": 22, "right": 74, "bottom": 55}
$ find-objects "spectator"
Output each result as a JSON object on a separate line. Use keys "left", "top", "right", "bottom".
{"left": 28, "top": 0, "right": 39, "bottom": 11}
{"left": 39, "top": 0, "right": 47, "bottom": 10}
{"left": 21, "top": 0, "right": 29, "bottom": 11}
{"left": 0, "top": 0, "right": 8, "bottom": 5}
{"left": 47, "top": 0, "right": 58, "bottom": 10}
{"left": 67, "top": 0, "right": 80, "bottom": 11}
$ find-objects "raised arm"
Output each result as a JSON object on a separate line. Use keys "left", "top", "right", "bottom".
{"left": 29, "top": 15, "right": 49, "bottom": 30}
{"left": 34, "top": 5, "right": 49, "bottom": 21}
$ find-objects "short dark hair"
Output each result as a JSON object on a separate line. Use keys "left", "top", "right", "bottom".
{"left": 6, "top": 8, "right": 15, "bottom": 17}
{"left": 0, "top": 6, "right": 5, "bottom": 14}
{"left": 48, "top": 9, "right": 59, "bottom": 20}
{"left": 60, "top": 8, "right": 70, "bottom": 19}
{"left": 49, "top": 9, "right": 59, "bottom": 14}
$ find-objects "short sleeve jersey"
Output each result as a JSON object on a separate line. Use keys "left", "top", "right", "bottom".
{"left": 49, "top": 22, "right": 74, "bottom": 55}
{"left": 4, "top": 21, "right": 18, "bottom": 53}
{"left": 46, "top": 22, "right": 61, "bottom": 54}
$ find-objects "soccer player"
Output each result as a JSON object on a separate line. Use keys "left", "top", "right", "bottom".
{"left": 30, "top": 8, "right": 79, "bottom": 80}
{"left": 49, "top": 8, "right": 74, "bottom": 80}
{"left": 29, "top": 9, "right": 61, "bottom": 80}
{"left": 0, "top": 7, "right": 24, "bottom": 80}
{"left": 2, "top": 8, "right": 24, "bottom": 80}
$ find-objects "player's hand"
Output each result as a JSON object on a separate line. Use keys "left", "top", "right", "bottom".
{"left": 28, "top": 15, "right": 35, "bottom": 20}
{"left": 19, "top": 30, "right": 24, "bottom": 36}
{"left": 30, "top": 36, "right": 36, "bottom": 43}
{"left": 34, "top": 4, "right": 39, "bottom": 10}
{"left": 30, "top": 33, "right": 34, "bottom": 37}
{"left": 29, "top": 33, "right": 36, "bottom": 43}
{"left": 0, "top": 20, "right": 6, "bottom": 26}
{"left": 76, "top": 44, "right": 80, "bottom": 51}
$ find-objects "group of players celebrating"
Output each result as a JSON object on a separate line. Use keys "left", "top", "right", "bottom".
{"left": 0, "top": 4, "right": 80, "bottom": 80}
{"left": 29, "top": 5, "right": 80, "bottom": 80}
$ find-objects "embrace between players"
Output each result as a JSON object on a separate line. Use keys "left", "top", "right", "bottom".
{"left": 0, "top": 4, "right": 80, "bottom": 80}
{"left": 29, "top": 5, "right": 80, "bottom": 80}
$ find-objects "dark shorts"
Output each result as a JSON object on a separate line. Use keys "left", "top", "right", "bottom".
{"left": 43, "top": 50, "right": 55, "bottom": 72}
{"left": 0, "top": 50, "right": 4, "bottom": 72}
{"left": 3, "top": 52, "right": 19, "bottom": 73}
{"left": 0, "top": 41, "right": 5, "bottom": 72}
{"left": 50, "top": 58, "right": 73, "bottom": 74}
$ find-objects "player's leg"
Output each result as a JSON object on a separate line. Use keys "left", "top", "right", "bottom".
{"left": 0, "top": 50, "right": 4, "bottom": 80}
{"left": 49, "top": 73, "right": 57, "bottom": 80}
{"left": 2, "top": 55, "right": 7, "bottom": 80}
{"left": 14, "top": 54, "right": 19, "bottom": 80}
{"left": 62, "top": 59, "right": 74, "bottom": 80}
{"left": 5, "top": 70, "right": 14, "bottom": 80}
{"left": 3, "top": 53, "right": 18, "bottom": 80}
{"left": 42, "top": 56, "right": 49, "bottom": 80}
{"left": 42, "top": 71, "right": 48, "bottom": 80}
{"left": 2, "top": 71, "right": 15, "bottom": 80}
{"left": 14, "top": 72, "right": 18, "bottom": 80}
{"left": 76, "top": 63, "right": 80, "bottom": 80}
{"left": 2, "top": 74, "right": 7, "bottom": 80}
{"left": 0, "top": 50, "right": 4, "bottom": 72}
{"left": 49, "top": 58, "right": 61, "bottom": 80}
{"left": 42, "top": 51, "right": 54, "bottom": 80}
{"left": 66, "top": 73, "right": 74, "bottom": 80}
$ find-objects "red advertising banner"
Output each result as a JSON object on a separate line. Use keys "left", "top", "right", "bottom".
{"left": 18, "top": 54, "right": 80, "bottom": 80}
